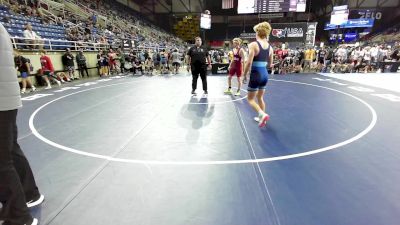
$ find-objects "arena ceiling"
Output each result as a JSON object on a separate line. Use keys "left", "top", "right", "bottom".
{"left": 131, "top": 0, "right": 205, "bottom": 14}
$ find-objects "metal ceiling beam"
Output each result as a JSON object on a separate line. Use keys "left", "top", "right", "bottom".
{"left": 198, "top": 0, "right": 204, "bottom": 11}
{"left": 357, "top": 0, "right": 367, "bottom": 8}
{"left": 378, "top": 0, "right": 390, "bottom": 7}
{"left": 155, "top": 0, "right": 171, "bottom": 12}
{"left": 178, "top": 0, "right": 191, "bottom": 12}
{"left": 141, "top": 4, "right": 154, "bottom": 14}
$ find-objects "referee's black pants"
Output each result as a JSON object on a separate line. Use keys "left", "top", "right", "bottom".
{"left": 0, "top": 110, "right": 40, "bottom": 225}
{"left": 191, "top": 65, "right": 207, "bottom": 92}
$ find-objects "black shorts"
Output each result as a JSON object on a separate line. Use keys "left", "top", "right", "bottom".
{"left": 318, "top": 58, "right": 325, "bottom": 64}
{"left": 172, "top": 62, "right": 180, "bottom": 67}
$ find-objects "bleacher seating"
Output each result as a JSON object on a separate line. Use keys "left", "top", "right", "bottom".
{"left": 361, "top": 23, "right": 400, "bottom": 43}
{"left": 0, "top": 7, "right": 68, "bottom": 49}
{"left": 1, "top": 0, "right": 185, "bottom": 52}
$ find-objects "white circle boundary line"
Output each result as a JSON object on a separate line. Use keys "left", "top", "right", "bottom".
{"left": 29, "top": 79, "right": 378, "bottom": 165}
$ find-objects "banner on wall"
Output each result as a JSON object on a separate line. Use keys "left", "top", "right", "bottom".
{"left": 350, "top": 9, "right": 383, "bottom": 20}
{"left": 269, "top": 23, "right": 307, "bottom": 42}
{"left": 324, "top": 18, "right": 374, "bottom": 30}
{"left": 349, "top": 8, "right": 400, "bottom": 31}
{"left": 305, "top": 22, "right": 317, "bottom": 47}
{"left": 240, "top": 23, "right": 308, "bottom": 42}
{"left": 211, "top": 63, "right": 229, "bottom": 74}
{"left": 240, "top": 23, "right": 315, "bottom": 45}
{"left": 122, "top": 39, "right": 134, "bottom": 51}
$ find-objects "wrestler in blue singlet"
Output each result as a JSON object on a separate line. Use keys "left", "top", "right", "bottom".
{"left": 248, "top": 41, "right": 271, "bottom": 92}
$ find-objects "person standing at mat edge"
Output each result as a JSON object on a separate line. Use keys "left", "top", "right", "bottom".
{"left": 225, "top": 38, "right": 245, "bottom": 96}
{"left": 0, "top": 23, "right": 44, "bottom": 225}
{"left": 187, "top": 37, "right": 212, "bottom": 95}
{"left": 243, "top": 22, "right": 274, "bottom": 128}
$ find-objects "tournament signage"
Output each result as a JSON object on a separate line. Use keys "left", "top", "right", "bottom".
{"left": 212, "top": 63, "right": 229, "bottom": 74}
{"left": 305, "top": 22, "right": 317, "bottom": 47}
{"left": 122, "top": 39, "right": 133, "bottom": 51}
{"left": 240, "top": 23, "right": 308, "bottom": 43}
{"left": 238, "top": 0, "right": 306, "bottom": 13}
{"left": 346, "top": 18, "right": 374, "bottom": 28}
{"left": 330, "top": 5, "right": 349, "bottom": 25}
{"left": 352, "top": 9, "right": 382, "bottom": 20}
{"left": 324, "top": 18, "right": 374, "bottom": 30}
{"left": 348, "top": 8, "right": 398, "bottom": 31}
{"left": 258, "top": 13, "right": 284, "bottom": 19}
{"left": 270, "top": 23, "right": 308, "bottom": 42}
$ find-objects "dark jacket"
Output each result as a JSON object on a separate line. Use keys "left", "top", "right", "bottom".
{"left": 76, "top": 53, "right": 87, "bottom": 65}
{"left": 62, "top": 53, "right": 75, "bottom": 67}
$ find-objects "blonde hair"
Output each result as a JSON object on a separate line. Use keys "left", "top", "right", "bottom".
{"left": 232, "top": 38, "right": 242, "bottom": 45}
{"left": 253, "top": 22, "right": 272, "bottom": 39}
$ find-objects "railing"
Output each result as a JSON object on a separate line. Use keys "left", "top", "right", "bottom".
{"left": 63, "top": 0, "right": 90, "bottom": 20}
{"left": 135, "top": 45, "right": 167, "bottom": 52}
{"left": 40, "top": 0, "right": 65, "bottom": 10}
{"left": 68, "top": 0, "right": 108, "bottom": 26}
{"left": 40, "top": 7, "right": 61, "bottom": 25}
{"left": 10, "top": 36, "right": 110, "bottom": 51}
{"left": 9, "top": 36, "right": 167, "bottom": 52}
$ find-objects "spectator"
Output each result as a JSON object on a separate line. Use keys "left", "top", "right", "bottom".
{"left": 13, "top": 49, "right": 36, "bottom": 93}
{"left": 62, "top": 48, "right": 76, "bottom": 79}
{"left": 98, "top": 50, "right": 109, "bottom": 76}
{"left": 153, "top": 51, "right": 161, "bottom": 74}
{"left": 108, "top": 49, "right": 117, "bottom": 74}
{"left": 76, "top": 49, "right": 89, "bottom": 78}
{"left": 54, "top": 72, "right": 72, "bottom": 82}
{"left": 363, "top": 46, "right": 372, "bottom": 73}
{"left": 97, "top": 50, "right": 103, "bottom": 76}
{"left": 303, "top": 47, "right": 315, "bottom": 72}
{"left": 171, "top": 49, "right": 181, "bottom": 75}
{"left": 91, "top": 12, "right": 97, "bottom": 25}
{"left": 23, "top": 23, "right": 43, "bottom": 49}
{"left": 117, "top": 49, "right": 126, "bottom": 74}
{"left": 133, "top": 58, "right": 143, "bottom": 75}
{"left": 144, "top": 57, "right": 154, "bottom": 75}
{"left": 391, "top": 46, "right": 400, "bottom": 61}
{"left": 39, "top": 50, "right": 60, "bottom": 89}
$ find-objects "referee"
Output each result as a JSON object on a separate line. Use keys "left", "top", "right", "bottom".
{"left": 187, "top": 37, "right": 212, "bottom": 95}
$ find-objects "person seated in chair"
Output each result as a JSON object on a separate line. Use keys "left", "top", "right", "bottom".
{"left": 23, "top": 23, "right": 43, "bottom": 50}
{"left": 133, "top": 59, "right": 143, "bottom": 75}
